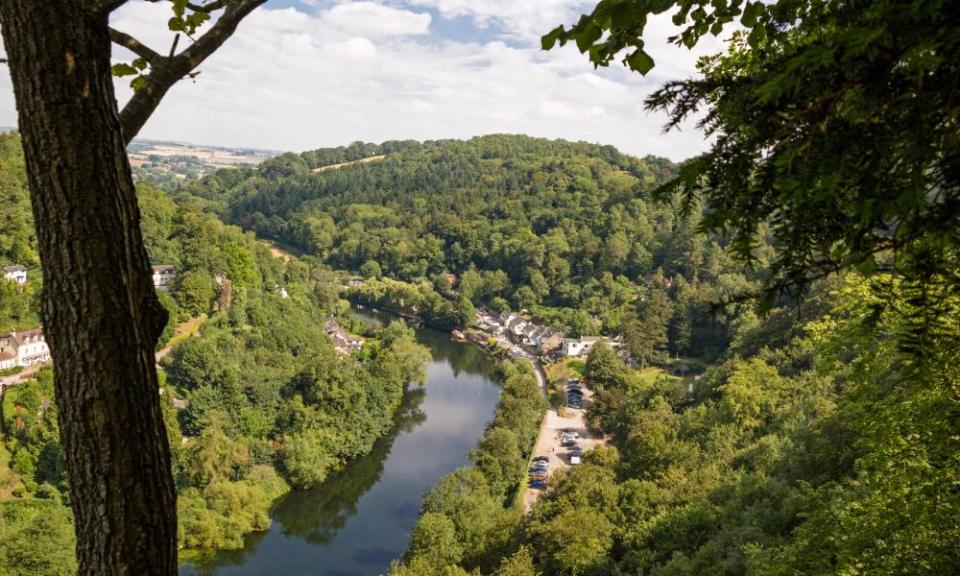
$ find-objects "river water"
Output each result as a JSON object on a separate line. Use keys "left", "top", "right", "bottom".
{"left": 179, "top": 308, "right": 501, "bottom": 576}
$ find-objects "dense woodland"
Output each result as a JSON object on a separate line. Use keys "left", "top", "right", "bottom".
{"left": 0, "top": 133, "right": 40, "bottom": 333}
{"left": 390, "top": 273, "right": 960, "bottom": 576}
{"left": 3, "top": 127, "right": 958, "bottom": 574}
{"left": 185, "top": 135, "right": 764, "bottom": 360}
{"left": 0, "top": 133, "right": 433, "bottom": 571}
{"left": 168, "top": 134, "right": 958, "bottom": 575}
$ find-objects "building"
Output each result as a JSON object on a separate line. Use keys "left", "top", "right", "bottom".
{"left": 152, "top": 265, "right": 177, "bottom": 291}
{"left": 561, "top": 336, "right": 605, "bottom": 357}
{"left": 3, "top": 265, "right": 27, "bottom": 285}
{"left": 540, "top": 330, "right": 564, "bottom": 353}
{"left": 507, "top": 317, "right": 527, "bottom": 337}
{"left": 325, "top": 317, "right": 363, "bottom": 355}
{"left": 0, "top": 329, "right": 51, "bottom": 367}
{"left": 0, "top": 343, "right": 16, "bottom": 371}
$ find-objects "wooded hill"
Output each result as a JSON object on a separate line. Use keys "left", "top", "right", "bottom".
{"left": 182, "top": 134, "right": 763, "bottom": 361}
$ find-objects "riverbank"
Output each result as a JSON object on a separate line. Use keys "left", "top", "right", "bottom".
{"left": 179, "top": 306, "right": 503, "bottom": 576}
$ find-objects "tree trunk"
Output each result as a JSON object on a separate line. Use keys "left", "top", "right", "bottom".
{"left": 0, "top": 2, "right": 177, "bottom": 575}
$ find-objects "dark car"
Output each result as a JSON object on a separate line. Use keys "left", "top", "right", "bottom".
{"left": 529, "top": 479, "right": 548, "bottom": 489}
{"left": 533, "top": 455, "right": 549, "bottom": 463}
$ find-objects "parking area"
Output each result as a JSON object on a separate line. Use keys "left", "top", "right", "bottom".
{"left": 523, "top": 377, "right": 606, "bottom": 511}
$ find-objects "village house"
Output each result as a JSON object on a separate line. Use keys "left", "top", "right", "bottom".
{"left": 508, "top": 317, "right": 528, "bottom": 338}
{"left": 561, "top": 336, "right": 606, "bottom": 357}
{"left": 3, "top": 265, "right": 27, "bottom": 285}
{"left": 539, "top": 330, "right": 564, "bottom": 353}
{"left": 522, "top": 323, "right": 543, "bottom": 346}
{"left": 152, "top": 265, "right": 177, "bottom": 291}
{"left": 476, "top": 316, "right": 501, "bottom": 334}
{"left": 325, "top": 317, "right": 363, "bottom": 355}
{"left": 0, "top": 338, "right": 16, "bottom": 371}
{"left": 0, "top": 328, "right": 51, "bottom": 367}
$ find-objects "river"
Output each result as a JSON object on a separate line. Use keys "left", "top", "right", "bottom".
{"left": 179, "top": 307, "right": 501, "bottom": 576}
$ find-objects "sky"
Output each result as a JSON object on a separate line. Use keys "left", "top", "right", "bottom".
{"left": 0, "top": 0, "right": 725, "bottom": 160}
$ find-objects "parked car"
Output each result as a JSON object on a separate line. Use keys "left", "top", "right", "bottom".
{"left": 533, "top": 455, "right": 549, "bottom": 462}
{"left": 531, "top": 464, "right": 549, "bottom": 473}
{"left": 529, "top": 479, "right": 548, "bottom": 489}
{"left": 570, "top": 455, "right": 582, "bottom": 465}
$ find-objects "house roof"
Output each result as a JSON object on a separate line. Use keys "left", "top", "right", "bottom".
{"left": 3, "top": 265, "right": 26, "bottom": 273}
{"left": 152, "top": 265, "right": 176, "bottom": 273}
{"left": 9, "top": 328, "right": 44, "bottom": 346}
{"left": 0, "top": 350, "right": 16, "bottom": 361}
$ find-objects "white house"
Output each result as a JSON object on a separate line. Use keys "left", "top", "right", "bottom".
{"left": 325, "top": 317, "right": 363, "bottom": 355}
{"left": 152, "top": 265, "right": 177, "bottom": 291}
{"left": 3, "top": 265, "right": 27, "bottom": 285}
{"left": 508, "top": 317, "right": 527, "bottom": 337}
{"left": 0, "top": 329, "right": 50, "bottom": 367}
{"left": 0, "top": 343, "right": 16, "bottom": 370}
{"left": 561, "top": 336, "right": 605, "bottom": 357}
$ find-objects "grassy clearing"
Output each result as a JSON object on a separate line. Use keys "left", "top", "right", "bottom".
{"left": 546, "top": 358, "right": 586, "bottom": 382}
{"left": 163, "top": 314, "right": 206, "bottom": 351}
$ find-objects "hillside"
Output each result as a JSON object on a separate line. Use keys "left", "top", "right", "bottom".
{"left": 185, "top": 135, "right": 755, "bottom": 360}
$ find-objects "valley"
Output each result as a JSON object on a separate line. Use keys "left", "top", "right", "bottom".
{"left": 0, "top": 133, "right": 957, "bottom": 576}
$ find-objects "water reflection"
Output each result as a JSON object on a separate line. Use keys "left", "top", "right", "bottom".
{"left": 180, "top": 309, "right": 500, "bottom": 576}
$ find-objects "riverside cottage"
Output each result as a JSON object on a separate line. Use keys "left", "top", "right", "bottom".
{"left": 0, "top": 328, "right": 51, "bottom": 368}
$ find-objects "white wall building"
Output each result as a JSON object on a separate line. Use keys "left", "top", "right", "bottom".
{"left": 3, "top": 265, "right": 27, "bottom": 285}
{"left": 0, "top": 329, "right": 50, "bottom": 367}
{"left": 152, "top": 265, "right": 177, "bottom": 291}
{"left": 561, "top": 336, "right": 605, "bottom": 357}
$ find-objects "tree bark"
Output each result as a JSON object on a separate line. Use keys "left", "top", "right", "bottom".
{"left": 0, "top": 2, "right": 177, "bottom": 575}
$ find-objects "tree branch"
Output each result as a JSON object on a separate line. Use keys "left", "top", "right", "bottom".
{"left": 93, "top": 0, "right": 130, "bottom": 15}
{"left": 187, "top": 0, "right": 230, "bottom": 13}
{"left": 109, "top": 28, "right": 163, "bottom": 64}
{"left": 118, "top": 0, "right": 268, "bottom": 144}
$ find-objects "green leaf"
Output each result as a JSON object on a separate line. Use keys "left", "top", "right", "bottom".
{"left": 131, "top": 76, "right": 147, "bottom": 91}
{"left": 111, "top": 63, "right": 139, "bottom": 77}
{"left": 856, "top": 254, "right": 879, "bottom": 276}
{"left": 626, "top": 49, "right": 655, "bottom": 74}
{"left": 172, "top": 0, "right": 188, "bottom": 19}
{"left": 741, "top": 2, "right": 763, "bottom": 27}
{"left": 132, "top": 58, "right": 148, "bottom": 71}
{"left": 575, "top": 21, "right": 603, "bottom": 54}
{"left": 542, "top": 26, "right": 565, "bottom": 51}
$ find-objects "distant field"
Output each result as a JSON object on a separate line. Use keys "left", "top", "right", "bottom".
{"left": 127, "top": 139, "right": 278, "bottom": 175}
{"left": 311, "top": 154, "right": 386, "bottom": 174}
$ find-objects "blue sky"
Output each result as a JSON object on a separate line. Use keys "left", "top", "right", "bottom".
{"left": 0, "top": 0, "right": 723, "bottom": 159}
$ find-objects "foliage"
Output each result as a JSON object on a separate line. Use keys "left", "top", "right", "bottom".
{"left": 546, "top": 0, "right": 960, "bottom": 322}
{"left": 0, "top": 500, "right": 75, "bottom": 576}
{"left": 391, "top": 361, "right": 545, "bottom": 575}
{"left": 183, "top": 135, "right": 755, "bottom": 360}
{"left": 475, "top": 274, "right": 960, "bottom": 575}
{"left": 0, "top": 132, "right": 40, "bottom": 332}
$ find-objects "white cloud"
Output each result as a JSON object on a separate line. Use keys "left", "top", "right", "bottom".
{"left": 0, "top": 1, "right": 726, "bottom": 160}
{"left": 409, "top": 0, "right": 589, "bottom": 41}
{"left": 324, "top": 2, "right": 431, "bottom": 37}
